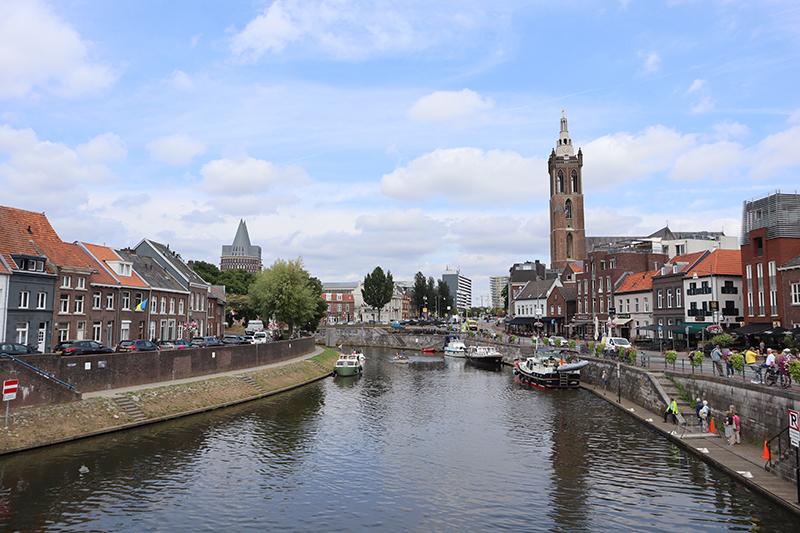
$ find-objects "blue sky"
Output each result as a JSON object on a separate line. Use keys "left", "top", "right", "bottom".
{"left": 2, "top": 0, "right": 799, "bottom": 304}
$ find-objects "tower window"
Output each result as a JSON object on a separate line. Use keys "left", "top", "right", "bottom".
{"left": 565, "top": 199, "right": 573, "bottom": 219}
{"left": 557, "top": 170, "right": 564, "bottom": 193}
{"left": 571, "top": 169, "right": 579, "bottom": 193}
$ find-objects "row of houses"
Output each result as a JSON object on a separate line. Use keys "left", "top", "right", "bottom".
{"left": 321, "top": 281, "right": 412, "bottom": 324}
{"left": 506, "top": 191, "right": 800, "bottom": 343}
{"left": 0, "top": 206, "right": 226, "bottom": 353}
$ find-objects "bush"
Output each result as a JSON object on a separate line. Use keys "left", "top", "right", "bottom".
{"left": 788, "top": 360, "right": 800, "bottom": 384}
{"left": 664, "top": 350, "right": 678, "bottom": 365}
{"left": 728, "top": 352, "right": 744, "bottom": 373}
{"left": 710, "top": 333, "right": 734, "bottom": 348}
{"left": 596, "top": 343, "right": 605, "bottom": 356}
{"left": 542, "top": 337, "right": 550, "bottom": 346}
{"left": 625, "top": 347, "right": 637, "bottom": 364}
{"left": 617, "top": 346, "right": 626, "bottom": 360}
{"left": 553, "top": 337, "right": 562, "bottom": 347}
{"left": 569, "top": 339, "right": 576, "bottom": 350}
{"left": 690, "top": 351, "right": 705, "bottom": 367}
{"left": 588, "top": 341, "right": 595, "bottom": 354}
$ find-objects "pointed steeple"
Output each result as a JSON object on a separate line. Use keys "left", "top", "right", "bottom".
{"left": 556, "top": 110, "right": 574, "bottom": 157}
{"left": 231, "top": 219, "right": 251, "bottom": 254}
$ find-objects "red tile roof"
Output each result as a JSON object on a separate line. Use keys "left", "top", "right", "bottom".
{"left": 81, "top": 243, "right": 149, "bottom": 288}
{"left": 686, "top": 249, "right": 741, "bottom": 278}
{"left": 0, "top": 206, "right": 57, "bottom": 274}
{"left": 616, "top": 270, "right": 659, "bottom": 293}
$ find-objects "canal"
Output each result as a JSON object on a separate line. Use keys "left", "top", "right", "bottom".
{"left": 0, "top": 347, "right": 795, "bottom": 532}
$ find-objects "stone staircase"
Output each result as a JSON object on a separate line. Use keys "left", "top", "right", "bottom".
{"left": 112, "top": 396, "right": 147, "bottom": 422}
{"left": 652, "top": 372, "right": 694, "bottom": 427}
{"left": 237, "top": 374, "right": 268, "bottom": 395}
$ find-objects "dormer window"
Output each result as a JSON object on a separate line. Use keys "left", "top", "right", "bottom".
{"left": 107, "top": 260, "right": 133, "bottom": 277}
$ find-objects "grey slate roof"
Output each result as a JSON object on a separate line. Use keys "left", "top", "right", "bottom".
{"left": 117, "top": 250, "right": 187, "bottom": 293}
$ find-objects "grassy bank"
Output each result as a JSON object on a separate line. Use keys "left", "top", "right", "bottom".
{"left": 0, "top": 347, "right": 339, "bottom": 454}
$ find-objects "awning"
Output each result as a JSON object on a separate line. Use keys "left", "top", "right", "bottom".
{"left": 507, "top": 317, "right": 540, "bottom": 326}
{"left": 728, "top": 323, "right": 771, "bottom": 336}
{"left": 612, "top": 318, "right": 632, "bottom": 326}
{"left": 570, "top": 320, "right": 592, "bottom": 326}
{"left": 676, "top": 323, "right": 709, "bottom": 334}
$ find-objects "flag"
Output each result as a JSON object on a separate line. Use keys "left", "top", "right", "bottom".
{"left": 230, "top": 309, "right": 236, "bottom": 316}
{"left": 135, "top": 299, "right": 147, "bottom": 311}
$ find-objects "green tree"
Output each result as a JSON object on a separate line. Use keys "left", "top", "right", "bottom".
{"left": 226, "top": 293, "right": 258, "bottom": 327}
{"left": 193, "top": 261, "right": 220, "bottom": 284}
{"left": 362, "top": 266, "right": 394, "bottom": 322}
{"left": 218, "top": 268, "right": 256, "bottom": 295}
{"left": 249, "top": 257, "right": 320, "bottom": 337}
{"left": 436, "top": 279, "right": 453, "bottom": 317}
{"left": 412, "top": 271, "right": 427, "bottom": 317}
{"left": 501, "top": 284, "right": 508, "bottom": 312}
{"left": 300, "top": 276, "right": 328, "bottom": 332}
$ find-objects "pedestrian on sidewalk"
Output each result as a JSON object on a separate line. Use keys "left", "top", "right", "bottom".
{"left": 724, "top": 348, "right": 735, "bottom": 377}
{"left": 733, "top": 411, "right": 741, "bottom": 444}
{"left": 711, "top": 345, "right": 724, "bottom": 376}
{"left": 695, "top": 398, "right": 703, "bottom": 428}
{"left": 663, "top": 397, "right": 678, "bottom": 424}
{"left": 700, "top": 400, "right": 710, "bottom": 432}
{"left": 602, "top": 369, "right": 607, "bottom": 390}
{"left": 724, "top": 411, "right": 735, "bottom": 445}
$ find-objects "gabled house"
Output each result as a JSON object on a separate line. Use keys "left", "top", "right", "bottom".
{"left": 507, "top": 278, "right": 561, "bottom": 336}
{"left": 651, "top": 251, "right": 705, "bottom": 346}
{"left": 683, "top": 249, "right": 743, "bottom": 332}
{"left": 614, "top": 270, "right": 658, "bottom": 341}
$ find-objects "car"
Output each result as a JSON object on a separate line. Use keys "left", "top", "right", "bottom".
{"left": 173, "top": 339, "right": 191, "bottom": 349}
{"left": 548, "top": 336, "right": 568, "bottom": 347}
{"left": 252, "top": 331, "right": 268, "bottom": 344}
{"left": 222, "top": 334, "right": 249, "bottom": 345}
{"left": 391, "top": 322, "right": 405, "bottom": 329}
{"left": 346, "top": 321, "right": 356, "bottom": 326}
{"left": 602, "top": 337, "right": 631, "bottom": 354}
{"left": 0, "top": 343, "right": 42, "bottom": 355}
{"left": 158, "top": 339, "right": 188, "bottom": 350}
{"left": 242, "top": 335, "right": 254, "bottom": 344}
{"left": 54, "top": 340, "right": 114, "bottom": 356}
{"left": 191, "top": 336, "right": 223, "bottom": 348}
{"left": 115, "top": 339, "right": 160, "bottom": 352}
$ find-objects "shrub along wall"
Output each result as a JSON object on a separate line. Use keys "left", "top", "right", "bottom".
{"left": 6, "top": 336, "right": 315, "bottom": 406}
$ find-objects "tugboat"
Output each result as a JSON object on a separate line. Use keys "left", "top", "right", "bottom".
{"left": 465, "top": 345, "right": 503, "bottom": 366}
{"left": 334, "top": 350, "right": 365, "bottom": 376}
{"left": 513, "top": 348, "right": 588, "bottom": 389}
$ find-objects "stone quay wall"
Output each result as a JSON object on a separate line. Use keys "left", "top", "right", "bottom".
{"left": 3, "top": 336, "right": 315, "bottom": 408}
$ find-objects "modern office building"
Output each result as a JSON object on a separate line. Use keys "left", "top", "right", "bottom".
{"left": 442, "top": 267, "right": 472, "bottom": 314}
{"left": 489, "top": 275, "right": 509, "bottom": 310}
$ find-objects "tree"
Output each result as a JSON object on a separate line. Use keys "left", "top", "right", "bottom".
{"left": 501, "top": 284, "right": 508, "bottom": 312}
{"left": 300, "top": 276, "right": 328, "bottom": 332}
{"left": 218, "top": 268, "right": 256, "bottom": 295}
{"left": 436, "top": 279, "right": 454, "bottom": 317}
{"left": 412, "top": 271, "right": 427, "bottom": 317}
{"left": 362, "top": 266, "right": 394, "bottom": 322}
{"left": 193, "top": 261, "right": 220, "bottom": 284}
{"left": 225, "top": 293, "right": 258, "bottom": 327}
{"left": 249, "top": 257, "right": 320, "bottom": 337}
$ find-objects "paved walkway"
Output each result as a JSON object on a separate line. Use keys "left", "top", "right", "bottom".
{"left": 581, "top": 380, "right": 800, "bottom": 517}
{"left": 83, "top": 346, "right": 326, "bottom": 399}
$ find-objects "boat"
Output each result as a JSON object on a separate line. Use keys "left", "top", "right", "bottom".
{"left": 465, "top": 345, "right": 504, "bottom": 366}
{"left": 443, "top": 335, "right": 467, "bottom": 357}
{"left": 334, "top": 350, "right": 365, "bottom": 376}
{"left": 391, "top": 351, "right": 410, "bottom": 364}
{"left": 512, "top": 348, "right": 589, "bottom": 389}
{"left": 420, "top": 347, "right": 436, "bottom": 354}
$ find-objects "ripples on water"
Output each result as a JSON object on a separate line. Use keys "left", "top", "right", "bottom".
{"left": 0, "top": 347, "right": 795, "bottom": 532}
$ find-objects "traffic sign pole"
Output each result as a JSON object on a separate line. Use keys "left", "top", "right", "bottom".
{"left": 3, "top": 379, "right": 18, "bottom": 428}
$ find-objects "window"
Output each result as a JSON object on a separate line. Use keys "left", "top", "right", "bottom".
{"left": 550, "top": 304, "right": 555, "bottom": 315}
{"left": 565, "top": 199, "right": 573, "bottom": 219}
{"left": 58, "top": 323, "right": 69, "bottom": 342}
{"left": 758, "top": 291, "right": 765, "bottom": 316}
{"left": 77, "top": 277, "right": 86, "bottom": 290}
{"left": 37, "top": 292, "right": 46, "bottom": 309}
{"left": 625, "top": 299, "right": 630, "bottom": 313}
{"left": 770, "top": 290, "right": 777, "bottom": 315}
{"left": 792, "top": 283, "right": 800, "bottom": 305}
{"left": 151, "top": 297, "right": 157, "bottom": 313}
{"left": 634, "top": 297, "right": 639, "bottom": 312}
{"left": 59, "top": 294, "right": 69, "bottom": 314}
{"left": 599, "top": 298, "right": 604, "bottom": 314}
{"left": 74, "top": 295, "right": 84, "bottom": 314}
{"left": 160, "top": 297, "right": 166, "bottom": 314}
{"left": 93, "top": 291, "right": 101, "bottom": 309}
{"left": 190, "top": 293, "right": 195, "bottom": 310}
{"left": 657, "top": 289, "right": 663, "bottom": 309}
{"left": 746, "top": 264, "right": 752, "bottom": 281}
{"left": 557, "top": 305, "right": 562, "bottom": 315}
{"left": 644, "top": 297, "right": 649, "bottom": 312}
{"left": 77, "top": 321, "right": 86, "bottom": 340}
{"left": 122, "top": 291, "right": 130, "bottom": 310}
{"left": 170, "top": 298, "right": 175, "bottom": 314}
{"left": 93, "top": 322, "right": 102, "bottom": 342}
{"left": 16, "top": 322, "right": 29, "bottom": 345}
{"left": 747, "top": 291, "right": 754, "bottom": 316}
{"left": 768, "top": 261, "right": 777, "bottom": 288}
{"left": 667, "top": 289, "right": 673, "bottom": 308}
{"left": 179, "top": 299, "right": 185, "bottom": 314}
{"left": 19, "top": 290, "right": 30, "bottom": 309}
{"left": 337, "top": 304, "right": 342, "bottom": 312}
{"left": 61, "top": 275, "right": 71, "bottom": 288}
{"left": 667, "top": 319, "right": 674, "bottom": 340}
{"left": 577, "top": 299, "right": 582, "bottom": 314}
{"left": 134, "top": 293, "right": 143, "bottom": 310}
{"left": 676, "top": 288, "right": 682, "bottom": 308}
{"left": 571, "top": 169, "right": 579, "bottom": 193}
{"left": 657, "top": 318, "right": 663, "bottom": 338}
{"left": 754, "top": 236, "right": 763, "bottom": 257}
{"left": 556, "top": 169, "right": 564, "bottom": 193}
{"left": 598, "top": 277, "right": 603, "bottom": 293}
{"left": 106, "top": 293, "right": 114, "bottom": 309}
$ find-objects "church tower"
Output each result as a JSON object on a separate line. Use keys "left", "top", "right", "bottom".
{"left": 548, "top": 112, "right": 586, "bottom": 270}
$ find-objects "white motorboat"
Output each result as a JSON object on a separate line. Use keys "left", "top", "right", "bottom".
{"left": 465, "top": 345, "right": 503, "bottom": 366}
{"left": 334, "top": 350, "right": 365, "bottom": 376}
{"left": 512, "top": 348, "right": 589, "bottom": 389}
{"left": 443, "top": 335, "right": 467, "bottom": 358}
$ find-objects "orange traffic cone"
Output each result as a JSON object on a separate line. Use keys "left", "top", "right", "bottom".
{"left": 709, "top": 418, "right": 716, "bottom": 434}
{"left": 761, "top": 441, "right": 770, "bottom": 460}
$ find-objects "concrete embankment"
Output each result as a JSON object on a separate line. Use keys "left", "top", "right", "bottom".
{"left": 0, "top": 347, "right": 337, "bottom": 456}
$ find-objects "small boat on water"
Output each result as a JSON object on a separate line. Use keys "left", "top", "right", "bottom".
{"left": 512, "top": 348, "right": 589, "bottom": 389}
{"left": 465, "top": 345, "right": 503, "bottom": 366}
{"left": 443, "top": 335, "right": 467, "bottom": 357}
{"left": 391, "top": 351, "right": 410, "bottom": 364}
{"left": 420, "top": 347, "right": 436, "bottom": 354}
{"left": 334, "top": 350, "right": 365, "bottom": 376}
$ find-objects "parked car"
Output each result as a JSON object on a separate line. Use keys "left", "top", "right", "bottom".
{"left": 601, "top": 337, "right": 631, "bottom": 354}
{"left": 222, "top": 334, "right": 249, "bottom": 345}
{"left": 115, "top": 339, "right": 160, "bottom": 352}
{"left": 252, "top": 331, "right": 268, "bottom": 344}
{"left": 391, "top": 322, "right": 405, "bottom": 329}
{"left": 158, "top": 339, "right": 188, "bottom": 350}
{"left": 191, "top": 336, "right": 223, "bottom": 348}
{"left": 54, "top": 340, "right": 114, "bottom": 356}
{"left": 0, "top": 343, "right": 41, "bottom": 355}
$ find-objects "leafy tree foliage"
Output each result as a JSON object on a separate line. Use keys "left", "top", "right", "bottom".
{"left": 218, "top": 268, "right": 256, "bottom": 295}
{"left": 249, "top": 257, "right": 322, "bottom": 337}
{"left": 298, "top": 276, "right": 328, "bottom": 332}
{"left": 362, "top": 266, "right": 394, "bottom": 322}
{"left": 193, "top": 261, "right": 221, "bottom": 284}
{"left": 412, "top": 271, "right": 427, "bottom": 316}
{"left": 225, "top": 293, "right": 258, "bottom": 327}
{"left": 436, "top": 279, "right": 454, "bottom": 316}
{"left": 501, "top": 284, "right": 508, "bottom": 311}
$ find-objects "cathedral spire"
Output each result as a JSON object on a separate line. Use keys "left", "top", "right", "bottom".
{"left": 556, "top": 111, "right": 574, "bottom": 157}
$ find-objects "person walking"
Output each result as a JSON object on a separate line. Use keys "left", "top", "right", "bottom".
{"left": 695, "top": 398, "right": 703, "bottom": 428}
{"left": 733, "top": 411, "right": 741, "bottom": 444}
{"left": 724, "top": 411, "right": 735, "bottom": 445}
{"left": 724, "top": 348, "right": 735, "bottom": 377}
{"left": 700, "top": 400, "right": 710, "bottom": 433}
{"left": 663, "top": 397, "right": 678, "bottom": 424}
{"left": 711, "top": 345, "right": 724, "bottom": 376}
{"left": 601, "top": 369, "right": 607, "bottom": 390}
{"left": 745, "top": 346, "right": 760, "bottom": 383}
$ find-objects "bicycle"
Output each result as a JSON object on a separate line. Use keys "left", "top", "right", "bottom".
{"left": 764, "top": 366, "right": 792, "bottom": 389}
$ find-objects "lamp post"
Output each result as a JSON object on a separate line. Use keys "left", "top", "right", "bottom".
{"left": 535, "top": 308, "right": 543, "bottom": 348}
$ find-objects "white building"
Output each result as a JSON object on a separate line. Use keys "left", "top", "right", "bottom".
{"left": 442, "top": 267, "right": 472, "bottom": 313}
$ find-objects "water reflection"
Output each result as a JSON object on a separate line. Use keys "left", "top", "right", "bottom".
{"left": 0, "top": 346, "right": 795, "bottom": 532}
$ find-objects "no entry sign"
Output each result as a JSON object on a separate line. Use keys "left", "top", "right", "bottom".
{"left": 3, "top": 380, "right": 17, "bottom": 402}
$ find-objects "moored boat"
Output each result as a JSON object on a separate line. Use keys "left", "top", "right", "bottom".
{"left": 512, "top": 348, "right": 588, "bottom": 389}
{"left": 465, "top": 345, "right": 503, "bottom": 366}
{"left": 391, "top": 351, "right": 410, "bottom": 364}
{"left": 443, "top": 335, "right": 467, "bottom": 357}
{"left": 334, "top": 350, "right": 365, "bottom": 376}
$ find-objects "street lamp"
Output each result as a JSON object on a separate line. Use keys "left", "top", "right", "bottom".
{"left": 534, "top": 308, "right": 543, "bottom": 348}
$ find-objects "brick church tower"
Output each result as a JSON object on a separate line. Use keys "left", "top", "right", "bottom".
{"left": 548, "top": 112, "right": 586, "bottom": 270}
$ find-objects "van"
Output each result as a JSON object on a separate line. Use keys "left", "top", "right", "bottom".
{"left": 245, "top": 320, "right": 264, "bottom": 334}
{"left": 602, "top": 337, "right": 631, "bottom": 354}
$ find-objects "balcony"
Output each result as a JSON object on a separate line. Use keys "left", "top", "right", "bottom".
{"left": 687, "top": 287, "right": 712, "bottom": 296}
{"left": 721, "top": 307, "right": 740, "bottom": 316}
{"left": 720, "top": 286, "right": 738, "bottom": 294}
{"left": 687, "top": 308, "right": 707, "bottom": 317}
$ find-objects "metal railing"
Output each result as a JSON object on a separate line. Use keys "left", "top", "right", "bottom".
{"left": 0, "top": 352, "right": 76, "bottom": 390}
{"left": 765, "top": 426, "right": 790, "bottom": 470}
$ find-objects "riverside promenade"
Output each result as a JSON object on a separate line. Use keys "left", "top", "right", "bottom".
{"left": 581, "top": 378, "right": 800, "bottom": 517}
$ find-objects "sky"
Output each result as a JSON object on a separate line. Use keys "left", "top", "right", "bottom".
{"left": 1, "top": 0, "right": 800, "bottom": 305}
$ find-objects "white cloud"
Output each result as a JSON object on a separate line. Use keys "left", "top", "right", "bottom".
{"left": 583, "top": 126, "right": 696, "bottom": 188}
{"left": 640, "top": 52, "right": 661, "bottom": 74}
{"left": 381, "top": 147, "right": 544, "bottom": 205}
{"left": 749, "top": 125, "right": 800, "bottom": 180}
{"left": 711, "top": 121, "right": 749, "bottom": 141}
{"left": 169, "top": 70, "right": 194, "bottom": 91}
{"left": 409, "top": 89, "right": 494, "bottom": 122}
{"left": 788, "top": 108, "right": 800, "bottom": 124}
{"left": 146, "top": 134, "right": 206, "bottom": 166}
{"left": 230, "top": 1, "right": 303, "bottom": 61}
{"left": 76, "top": 133, "right": 127, "bottom": 162}
{"left": 686, "top": 79, "right": 706, "bottom": 95}
{"left": 691, "top": 96, "right": 716, "bottom": 114}
{"left": 199, "top": 156, "right": 311, "bottom": 196}
{"left": 670, "top": 141, "right": 745, "bottom": 182}
{"left": 0, "top": 0, "right": 116, "bottom": 99}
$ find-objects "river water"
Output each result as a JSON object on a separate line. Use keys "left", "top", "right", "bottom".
{"left": 0, "top": 347, "right": 795, "bottom": 532}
